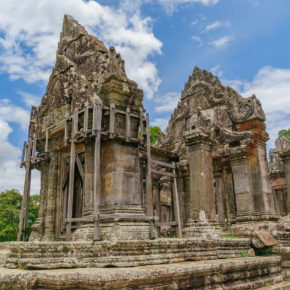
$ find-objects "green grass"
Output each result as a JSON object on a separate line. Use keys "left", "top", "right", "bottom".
{"left": 224, "top": 235, "right": 237, "bottom": 239}
{"left": 240, "top": 251, "right": 249, "bottom": 257}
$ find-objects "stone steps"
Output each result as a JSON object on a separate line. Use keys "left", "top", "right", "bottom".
{"left": 5, "top": 238, "right": 252, "bottom": 269}
{"left": 0, "top": 256, "right": 283, "bottom": 289}
{"left": 274, "top": 247, "right": 290, "bottom": 279}
{"left": 257, "top": 281, "right": 290, "bottom": 289}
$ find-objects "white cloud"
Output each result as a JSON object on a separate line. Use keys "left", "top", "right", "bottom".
{"left": 191, "top": 35, "right": 203, "bottom": 45}
{"left": 0, "top": 119, "right": 40, "bottom": 194}
{"left": 154, "top": 91, "right": 180, "bottom": 113}
{"left": 18, "top": 91, "right": 41, "bottom": 108}
{"left": 0, "top": 99, "right": 30, "bottom": 130}
{"left": 224, "top": 66, "right": 290, "bottom": 148}
{"left": 210, "top": 65, "right": 223, "bottom": 77}
{"left": 157, "top": 0, "right": 219, "bottom": 15}
{"left": 0, "top": 0, "right": 162, "bottom": 99}
{"left": 240, "top": 66, "right": 290, "bottom": 148}
{"left": 151, "top": 118, "right": 170, "bottom": 131}
{"left": 210, "top": 35, "right": 232, "bottom": 48}
{"left": 204, "top": 20, "right": 230, "bottom": 32}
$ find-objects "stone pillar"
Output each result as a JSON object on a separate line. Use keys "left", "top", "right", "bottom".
{"left": 214, "top": 169, "right": 226, "bottom": 226}
{"left": 97, "top": 77, "right": 150, "bottom": 241}
{"left": 43, "top": 152, "right": 60, "bottom": 241}
{"left": 234, "top": 120, "right": 278, "bottom": 221}
{"left": 183, "top": 129, "right": 220, "bottom": 238}
{"left": 29, "top": 161, "right": 49, "bottom": 241}
{"left": 99, "top": 141, "right": 150, "bottom": 240}
{"left": 229, "top": 147, "right": 255, "bottom": 222}
{"left": 83, "top": 139, "right": 94, "bottom": 216}
{"left": 222, "top": 162, "right": 237, "bottom": 226}
{"left": 281, "top": 150, "right": 290, "bottom": 214}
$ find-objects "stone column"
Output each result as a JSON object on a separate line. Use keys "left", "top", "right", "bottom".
{"left": 83, "top": 139, "right": 94, "bottom": 216}
{"left": 97, "top": 77, "right": 150, "bottom": 241}
{"left": 281, "top": 150, "right": 290, "bottom": 214}
{"left": 43, "top": 152, "right": 60, "bottom": 241}
{"left": 214, "top": 169, "right": 226, "bottom": 226}
{"left": 29, "top": 161, "right": 49, "bottom": 241}
{"left": 234, "top": 120, "right": 278, "bottom": 221}
{"left": 183, "top": 129, "right": 220, "bottom": 238}
{"left": 229, "top": 147, "right": 255, "bottom": 222}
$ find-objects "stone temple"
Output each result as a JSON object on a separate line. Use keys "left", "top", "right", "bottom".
{"left": 1, "top": 15, "right": 290, "bottom": 289}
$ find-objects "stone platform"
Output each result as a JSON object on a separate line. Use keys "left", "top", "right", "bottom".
{"left": 0, "top": 256, "right": 284, "bottom": 289}
{"left": 4, "top": 238, "right": 252, "bottom": 270}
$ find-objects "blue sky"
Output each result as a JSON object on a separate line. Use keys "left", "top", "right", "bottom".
{"left": 0, "top": 0, "right": 290, "bottom": 193}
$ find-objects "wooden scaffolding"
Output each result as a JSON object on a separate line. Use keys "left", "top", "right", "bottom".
{"left": 18, "top": 100, "right": 182, "bottom": 241}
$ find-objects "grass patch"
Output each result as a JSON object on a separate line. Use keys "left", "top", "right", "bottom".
{"left": 224, "top": 235, "right": 237, "bottom": 239}
{"left": 240, "top": 251, "right": 249, "bottom": 257}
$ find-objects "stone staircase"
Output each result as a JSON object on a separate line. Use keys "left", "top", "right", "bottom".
{"left": 0, "top": 256, "right": 286, "bottom": 289}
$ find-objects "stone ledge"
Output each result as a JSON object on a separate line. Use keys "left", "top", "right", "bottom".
{"left": 0, "top": 257, "right": 283, "bottom": 289}
{"left": 5, "top": 238, "right": 252, "bottom": 269}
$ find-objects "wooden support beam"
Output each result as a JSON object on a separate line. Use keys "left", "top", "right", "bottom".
{"left": 17, "top": 138, "right": 32, "bottom": 241}
{"left": 152, "top": 159, "right": 176, "bottom": 169}
{"left": 64, "top": 114, "right": 69, "bottom": 146}
{"left": 172, "top": 162, "right": 182, "bottom": 238}
{"left": 145, "top": 113, "right": 155, "bottom": 239}
{"left": 99, "top": 214, "right": 158, "bottom": 221}
{"left": 140, "top": 110, "right": 144, "bottom": 145}
{"left": 126, "top": 107, "right": 131, "bottom": 142}
{"left": 65, "top": 217, "right": 93, "bottom": 223}
{"left": 76, "top": 155, "right": 84, "bottom": 182}
{"left": 84, "top": 101, "right": 89, "bottom": 135}
{"left": 109, "top": 103, "right": 115, "bottom": 139}
{"left": 93, "top": 100, "right": 102, "bottom": 241}
{"left": 156, "top": 221, "right": 177, "bottom": 227}
{"left": 156, "top": 186, "right": 161, "bottom": 237}
{"left": 31, "top": 134, "right": 36, "bottom": 162}
{"left": 65, "top": 111, "right": 77, "bottom": 241}
{"left": 74, "top": 109, "right": 79, "bottom": 135}
{"left": 151, "top": 169, "right": 177, "bottom": 178}
{"left": 20, "top": 141, "right": 27, "bottom": 168}
{"left": 45, "top": 129, "right": 49, "bottom": 153}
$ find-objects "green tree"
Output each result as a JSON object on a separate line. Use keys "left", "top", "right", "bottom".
{"left": 0, "top": 189, "right": 39, "bottom": 242}
{"left": 150, "top": 126, "right": 162, "bottom": 146}
{"left": 278, "top": 129, "right": 290, "bottom": 141}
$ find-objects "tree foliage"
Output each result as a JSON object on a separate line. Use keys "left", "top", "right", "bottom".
{"left": 150, "top": 126, "right": 162, "bottom": 146}
{"left": 138, "top": 125, "right": 162, "bottom": 145}
{"left": 278, "top": 129, "right": 290, "bottom": 141}
{"left": 0, "top": 189, "right": 39, "bottom": 242}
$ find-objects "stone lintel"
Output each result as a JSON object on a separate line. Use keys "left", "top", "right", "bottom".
{"left": 184, "top": 129, "right": 212, "bottom": 149}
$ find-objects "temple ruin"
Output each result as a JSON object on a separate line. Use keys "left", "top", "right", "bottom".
{"left": 1, "top": 15, "right": 290, "bottom": 289}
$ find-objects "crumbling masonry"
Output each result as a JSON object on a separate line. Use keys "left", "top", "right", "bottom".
{"left": 1, "top": 15, "right": 290, "bottom": 289}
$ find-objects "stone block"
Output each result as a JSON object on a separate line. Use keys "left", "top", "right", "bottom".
{"left": 252, "top": 230, "right": 278, "bottom": 249}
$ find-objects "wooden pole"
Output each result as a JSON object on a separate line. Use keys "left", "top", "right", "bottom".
{"left": 66, "top": 110, "right": 77, "bottom": 241}
{"left": 126, "top": 107, "right": 131, "bottom": 142}
{"left": 145, "top": 113, "right": 155, "bottom": 239}
{"left": 84, "top": 101, "right": 89, "bottom": 136}
{"left": 17, "top": 138, "right": 32, "bottom": 241}
{"left": 64, "top": 113, "right": 69, "bottom": 146}
{"left": 93, "top": 99, "right": 102, "bottom": 241}
{"left": 23, "top": 167, "right": 32, "bottom": 241}
{"left": 140, "top": 110, "right": 144, "bottom": 145}
{"left": 74, "top": 109, "right": 79, "bottom": 135}
{"left": 20, "top": 141, "right": 27, "bottom": 168}
{"left": 172, "top": 162, "right": 182, "bottom": 238}
{"left": 45, "top": 129, "right": 49, "bottom": 153}
{"left": 109, "top": 103, "right": 115, "bottom": 139}
{"left": 31, "top": 134, "right": 36, "bottom": 162}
